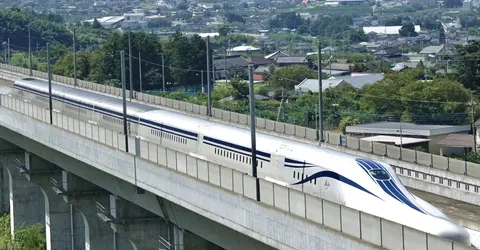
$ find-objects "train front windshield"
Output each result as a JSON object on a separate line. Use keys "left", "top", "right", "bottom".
{"left": 369, "top": 169, "right": 390, "bottom": 180}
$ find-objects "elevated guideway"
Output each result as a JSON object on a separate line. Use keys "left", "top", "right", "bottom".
{"left": 0, "top": 88, "right": 473, "bottom": 249}
{"left": 1, "top": 64, "right": 480, "bottom": 207}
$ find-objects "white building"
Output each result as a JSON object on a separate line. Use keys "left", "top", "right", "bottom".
{"left": 227, "top": 45, "right": 261, "bottom": 56}
{"left": 363, "top": 25, "right": 421, "bottom": 35}
{"left": 121, "top": 12, "right": 148, "bottom": 30}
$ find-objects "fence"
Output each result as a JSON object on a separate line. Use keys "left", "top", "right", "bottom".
{"left": 1, "top": 64, "right": 480, "bottom": 181}
{"left": 0, "top": 94, "right": 473, "bottom": 250}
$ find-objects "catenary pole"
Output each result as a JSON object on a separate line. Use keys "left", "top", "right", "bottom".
{"left": 121, "top": 50, "right": 129, "bottom": 153}
{"left": 248, "top": 64, "right": 260, "bottom": 201}
{"left": 47, "top": 43, "right": 53, "bottom": 124}
{"left": 317, "top": 43, "right": 324, "bottom": 143}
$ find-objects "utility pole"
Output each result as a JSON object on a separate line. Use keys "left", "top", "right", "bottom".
{"left": 206, "top": 36, "right": 212, "bottom": 116}
{"left": 47, "top": 43, "right": 53, "bottom": 125}
{"left": 248, "top": 64, "right": 260, "bottom": 202}
{"left": 128, "top": 32, "right": 133, "bottom": 98}
{"left": 317, "top": 43, "right": 324, "bottom": 143}
{"left": 139, "top": 52, "right": 143, "bottom": 93}
{"left": 472, "top": 95, "right": 477, "bottom": 152}
{"left": 3, "top": 42, "right": 6, "bottom": 63}
{"left": 73, "top": 28, "right": 77, "bottom": 87}
{"left": 161, "top": 53, "right": 165, "bottom": 93}
{"left": 28, "top": 25, "right": 32, "bottom": 76}
{"left": 224, "top": 50, "right": 227, "bottom": 82}
{"left": 7, "top": 38, "right": 10, "bottom": 62}
{"left": 201, "top": 69, "right": 204, "bottom": 94}
{"left": 399, "top": 122, "right": 403, "bottom": 155}
{"left": 121, "top": 50, "right": 129, "bottom": 153}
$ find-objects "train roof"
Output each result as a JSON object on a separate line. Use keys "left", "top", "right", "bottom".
{"left": 15, "top": 78, "right": 157, "bottom": 115}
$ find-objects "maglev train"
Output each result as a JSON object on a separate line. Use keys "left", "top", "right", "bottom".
{"left": 11, "top": 78, "right": 471, "bottom": 245}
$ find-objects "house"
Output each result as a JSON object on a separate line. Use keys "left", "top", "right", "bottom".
{"left": 418, "top": 45, "right": 444, "bottom": 62}
{"left": 295, "top": 78, "right": 348, "bottom": 93}
{"left": 228, "top": 45, "right": 261, "bottom": 56}
{"left": 408, "top": 0, "right": 436, "bottom": 6}
{"left": 245, "top": 56, "right": 273, "bottom": 66}
{"left": 345, "top": 122, "right": 471, "bottom": 155}
{"left": 275, "top": 57, "right": 308, "bottom": 67}
{"left": 213, "top": 55, "right": 249, "bottom": 79}
{"left": 363, "top": 25, "right": 422, "bottom": 36}
{"left": 335, "top": 73, "right": 384, "bottom": 89}
{"left": 374, "top": 47, "right": 401, "bottom": 59}
{"left": 265, "top": 51, "right": 289, "bottom": 61}
{"left": 254, "top": 65, "right": 270, "bottom": 81}
{"left": 325, "top": 0, "right": 367, "bottom": 5}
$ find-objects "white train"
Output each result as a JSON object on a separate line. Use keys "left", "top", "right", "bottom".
{"left": 11, "top": 78, "right": 471, "bottom": 246}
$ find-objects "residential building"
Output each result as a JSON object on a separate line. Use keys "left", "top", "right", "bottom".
{"left": 335, "top": 73, "right": 384, "bottom": 89}
{"left": 254, "top": 66, "right": 270, "bottom": 81}
{"left": 363, "top": 25, "right": 422, "bottom": 35}
{"left": 265, "top": 51, "right": 289, "bottom": 61}
{"left": 122, "top": 12, "right": 148, "bottom": 30}
{"left": 213, "top": 55, "right": 249, "bottom": 79}
{"left": 408, "top": 0, "right": 436, "bottom": 6}
{"left": 245, "top": 56, "right": 273, "bottom": 66}
{"left": 275, "top": 57, "right": 308, "bottom": 67}
{"left": 228, "top": 45, "right": 261, "bottom": 56}
{"left": 325, "top": 0, "right": 367, "bottom": 5}
{"left": 374, "top": 48, "right": 401, "bottom": 59}
{"left": 295, "top": 78, "right": 348, "bottom": 93}
{"left": 418, "top": 45, "right": 444, "bottom": 62}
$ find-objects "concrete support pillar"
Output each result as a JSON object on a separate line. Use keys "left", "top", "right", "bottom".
{"left": 5, "top": 161, "right": 44, "bottom": 237}
{"left": 21, "top": 152, "right": 84, "bottom": 250}
{"left": 56, "top": 170, "right": 113, "bottom": 250}
{"left": 100, "top": 195, "right": 167, "bottom": 250}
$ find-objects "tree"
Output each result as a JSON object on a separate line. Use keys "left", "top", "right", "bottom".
{"left": 269, "top": 12, "right": 304, "bottom": 29}
{"left": 163, "top": 32, "right": 207, "bottom": 87}
{"left": 456, "top": 40, "right": 480, "bottom": 91}
{"left": 339, "top": 116, "right": 360, "bottom": 134}
{"left": 384, "top": 16, "right": 402, "bottom": 26}
{"left": 399, "top": 22, "right": 418, "bottom": 37}
{"left": 296, "top": 25, "right": 309, "bottom": 35}
{"left": 92, "top": 18, "right": 102, "bottom": 29}
{"left": 227, "top": 66, "right": 248, "bottom": 79}
{"left": 349, "top": 29, "right": 368, "bottom": 43}
{"left": 217, "top": 23, "right": 230, "bottom": 37}
{"left": 230, "top": 78, "right": 249, "bottom": 100}
{"left": 225, "top": 13, "right": 245, "bottom": 24}
{"left": 439, "top": 26, "right": 445, "bottom": 44}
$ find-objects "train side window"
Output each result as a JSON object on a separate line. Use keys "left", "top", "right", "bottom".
{"left": 293, "top": 171, "right": 295, "bottom": 178}
{"left": 314, "top": 178, "right": 317, "bottom": 185}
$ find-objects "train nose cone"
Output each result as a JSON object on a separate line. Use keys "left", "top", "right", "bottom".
{"left": 437, "top": 223, "right": 471, "bottom": 246}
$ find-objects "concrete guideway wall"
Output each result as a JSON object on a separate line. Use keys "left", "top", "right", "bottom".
{"left": 0, "top": 95, "right": 473, "bottom": 250}
{"left": 1, "top": 64, "right": 479, "bottom": 185}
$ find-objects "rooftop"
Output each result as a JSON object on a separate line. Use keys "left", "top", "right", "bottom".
{"left": 276, "top": 56, "right": 308, "bottom": 64}
{"left": 295, "top": 78, "right": 347, "bottom": 92}
{"left": 229, "top": 45, "right": 261, "bottom": 52}
{"left": 437, "top": 134, "right": 474, "bottom": 148}
{"left": 346, "top": 122, "right": 471, "bottom": 137}
{"left": 361, "top": 135, "right": 430, "bottom": 146}
{"left": 363, "top": 25, "right": 421, "bottom": 35}
{"left": 335, "top": 73, "right": 384, "bottom": 89}
{"left": 213, "top": 55, "right": 249, "bottom": 71}
{"left": 419, "top": 45, "right": 444, "bottom": 55}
